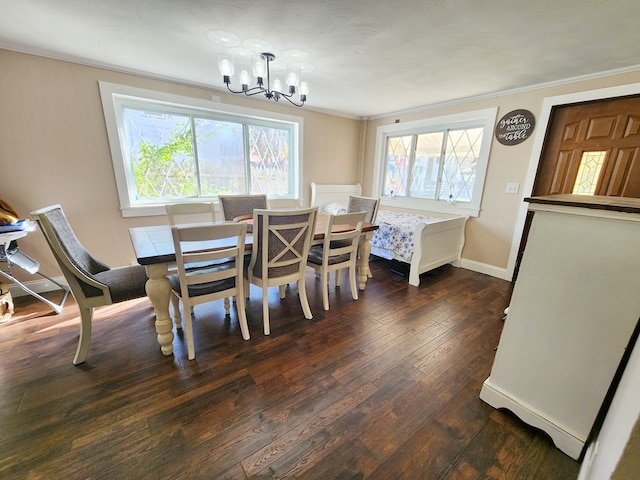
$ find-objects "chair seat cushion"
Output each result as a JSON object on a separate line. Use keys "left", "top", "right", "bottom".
{"left": 168, "top": 265, "right": 236, "bottom": 298}
{"left": 184, "top": 258, "right": 231, "bottom": 271}
{"left": 307, "top": 245, "right": 351, "bottom": 266}
{"left": 93, "top": 265, "right": 148, "bottom": 303}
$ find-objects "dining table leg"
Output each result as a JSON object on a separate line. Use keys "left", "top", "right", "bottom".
{"left": 144, "top": 263, "right": 174, "bottom": 356}
{"left": 357, "top": 233, "right": 373, "bottom": 290}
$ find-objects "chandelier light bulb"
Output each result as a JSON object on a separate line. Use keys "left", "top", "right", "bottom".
{"left": 218, "top": 58, "right": 234, "bottom": 77}
{"left": 253, "top": 60, "right": 265, "bottom": 78}
{"left": 240, "top": 70, "right": 251, "bottom": 90}
{"left": 286, "top": 72, "right": 299, "bottom": 87}
{"left": 272, "top": 78, "right": 283, "bottom": 93}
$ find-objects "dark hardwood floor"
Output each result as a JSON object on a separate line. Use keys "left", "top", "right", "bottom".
{"left": 0, "top": 260, "right": 580, "bottom": 479}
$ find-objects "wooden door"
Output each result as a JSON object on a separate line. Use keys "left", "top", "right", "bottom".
{"left": 534, "top": 95, "right": 640, "bottom": 197}
{"left": 514, "top": 95, "right": 640, "bottom": 282}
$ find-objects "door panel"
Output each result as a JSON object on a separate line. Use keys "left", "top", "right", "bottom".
{"left": 549, "top": 150, "right": 581, "bottom": 194}
{"left": 599, "top": 148, "right": 640, "bottom": 196}
{"left": 534, "top": 95, "right": 640, "bottom": 198}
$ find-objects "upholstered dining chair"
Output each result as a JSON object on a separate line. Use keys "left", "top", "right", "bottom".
{"left": 307, "top": 211, "right": 366, "bottom": 311}
{"left": 165, "top": 201, "right": 221, "bottom": 320}
{"left": 169, "top": 222, "right": 249, "bottom": 360}
{"left": 30, "top": 205, "right": 148, "bottom": 365}
{"left": 267, "top": 198, "right": 300, "bottom": 210}
{"left": 165, "top": 202, "right": 217, "bottom": 225}
{"left": 218, "top": 194, "right": 267, "bottom": 222}
{"left": 247, "top": 207, "right": 318, "bottom": 335}
{"left": 343, "top": 195, "right": 380, "bottom": 283}
{"left": 347, "top": 195, "right": 379, "bottom": 224}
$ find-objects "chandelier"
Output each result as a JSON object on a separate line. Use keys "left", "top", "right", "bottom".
{"left": 219, "top": 52, "right": 308, "bottom": 107}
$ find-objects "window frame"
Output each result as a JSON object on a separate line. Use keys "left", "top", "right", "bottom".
{"left": 99, "top": 81, "right": 303, "bottom": 217}
{"left": 372, "top": 107, "right": 497, "bottom": 217}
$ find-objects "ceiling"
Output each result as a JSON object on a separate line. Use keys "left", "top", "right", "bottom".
{"left": 2, "top": 0, "right": 640, "bottom": 119}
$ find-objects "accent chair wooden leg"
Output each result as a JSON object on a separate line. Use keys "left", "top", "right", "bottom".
{"left": 73, "top": 305, "right": 93, "bottom": 365}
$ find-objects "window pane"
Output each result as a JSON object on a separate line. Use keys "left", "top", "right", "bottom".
{"left": 573, "top": 151, "right": 606, "bottom": 195}
{"left": 249, "top": 125, "right": 292, "bottom": 195}
{"left": 410, "top": 132, "right": 444, "bottom": 198}
{"left": 372, "top": 107, "right": 496, "bottom": 216}
{"left": 123, "top": 108, "right": 196, "bottom": 200}
{"left": 103, "top": 83, "right": 303, "bottom": 212}
{"left": 439, "top": 128, "right": 484, "bottom": 202}
{"left": 384, "top": 135, "right": 413, "bottom": 196}
{"left": 194, "top": 118, "right": 245, "bottom": 195}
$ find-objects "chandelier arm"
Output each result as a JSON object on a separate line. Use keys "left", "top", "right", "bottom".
{"left": 243, "top": 87, "right": 269, "bottom": 97}
{"left": 279, "top": 93, "right": 305, "bottom": 108}
{"left": 225, "top": 83, "right": 247, "bottom": 95}
{"left": 226, "top": 84, "right": 268, "bottom": 97}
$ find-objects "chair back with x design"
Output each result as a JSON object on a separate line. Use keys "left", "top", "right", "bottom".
{"left": 247, "top": 207, "right": 318, "bottom": 335}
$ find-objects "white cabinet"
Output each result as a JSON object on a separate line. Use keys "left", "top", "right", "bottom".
{"left": 480, "top": 195, "right": 640, "bottom": 460}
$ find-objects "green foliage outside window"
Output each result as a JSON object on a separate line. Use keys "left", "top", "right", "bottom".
{"left": 133, "top": 127, "right": 197, "bottom": 199}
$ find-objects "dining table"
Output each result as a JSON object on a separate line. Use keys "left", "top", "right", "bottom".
{"left": 129, "top": 213, "right": 379, "bottom": 357}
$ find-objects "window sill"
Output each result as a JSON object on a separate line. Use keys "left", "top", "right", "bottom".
{"left": 379, "top": 196, "right": 479, "bottom": 217}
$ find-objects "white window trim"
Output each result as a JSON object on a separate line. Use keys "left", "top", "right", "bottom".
{"left": 372, "top": 107, "right": 497, "bottom": 217}
{"left": 99, "top": 81, "right": 304, "bottom": 217}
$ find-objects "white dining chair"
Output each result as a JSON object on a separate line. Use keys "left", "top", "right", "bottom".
{"left": 246, "top": 207, "right": 318, "bottom": 335}
{"left": 169, "top": 221, "right": 249, "bottom": 360}
{"left": 218, "top": 194, "right": 267, "bottom": 222}
{"left": 306, "top": 211, "right": 366, "bottom": 310}
{"left": 267, "top": 198, "right": 300, "bottom": 210}
{"left": 165, "top": 202, "right": 217, "bottom": 225}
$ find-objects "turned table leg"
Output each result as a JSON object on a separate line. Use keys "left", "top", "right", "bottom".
{"left": 357, "top": 233, "right": 373, "bottom": 290}
{"left": 144, "top": 263, "right": 174, "bottom": 356}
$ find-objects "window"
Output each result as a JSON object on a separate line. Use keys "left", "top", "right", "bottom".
{"left": 373, "top": 108, "right": 497, "bottom": 217}
{"left": 573, "top": 151, "right": 606, "bottom": 195}
{"left": 100, "top": 82, "right": 302, "bottom": 217}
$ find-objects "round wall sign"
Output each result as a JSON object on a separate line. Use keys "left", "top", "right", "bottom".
{"left": 495, "top": 109, "right": 535, "bottom": 146}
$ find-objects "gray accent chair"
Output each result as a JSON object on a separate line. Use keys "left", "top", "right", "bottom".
{"left": 31, "top": 205, "right": 148, "bottom": 365}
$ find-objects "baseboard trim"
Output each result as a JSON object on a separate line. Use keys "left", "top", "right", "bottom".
{"left": 6, "top": 276, "right": 68, "bottom": 297}
{"left": 460, "top": 258, "right": 511, "bottom": 281}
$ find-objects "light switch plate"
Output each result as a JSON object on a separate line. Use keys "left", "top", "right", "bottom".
{"left": 506, "top": 182, "right": 520, "bottom": 194}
